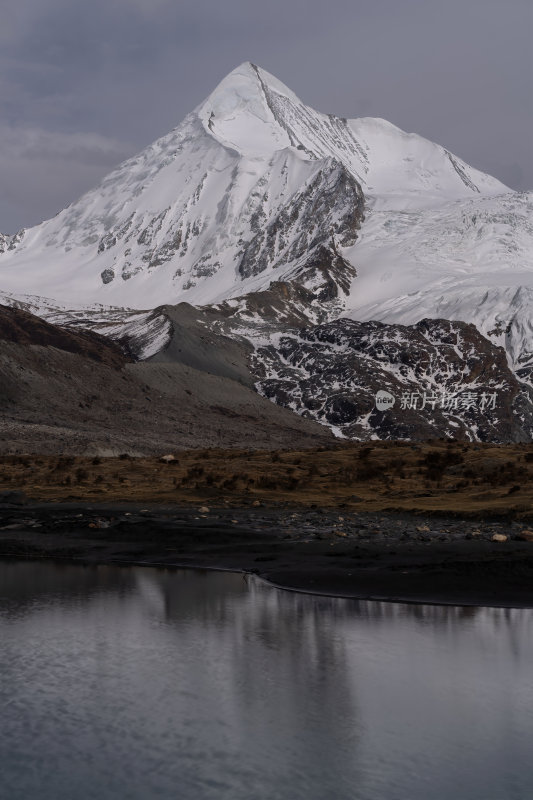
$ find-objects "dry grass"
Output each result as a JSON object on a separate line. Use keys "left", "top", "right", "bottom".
{"left": 1, "top": 440, "right": 533, "bottom": 515}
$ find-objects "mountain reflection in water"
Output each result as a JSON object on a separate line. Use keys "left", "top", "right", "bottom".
{"left": 0, "top": 560, "right": 532, "bottom": 800}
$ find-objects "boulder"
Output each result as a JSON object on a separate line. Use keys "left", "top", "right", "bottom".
{"left": 492, "top": 533, "right": 508, "bottom": 543}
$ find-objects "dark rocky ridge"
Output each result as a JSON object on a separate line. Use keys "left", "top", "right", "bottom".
{"left": 0, "top": 305, "right": 128, "bottom": 368}
{"left": 0, "top": 306, "right": 333, "bottom": 455}
{"left": 252, "top": 317, "right": 533, "bottom": 442}
{"left": 4, "top": 294, "right": 533, "bottom": 446}
{"left": 58, "top": 297, "right": 533, "bottom": 444}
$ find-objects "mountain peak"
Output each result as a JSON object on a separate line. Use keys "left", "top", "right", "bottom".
{"left": 202, "top": 62, "right": 298, "bottom": 106}
{"left": 0, "top": 61, "right": 518, "bottom": 322}
{"left": 196, "top": 62, "right": 299, "bottom": 155}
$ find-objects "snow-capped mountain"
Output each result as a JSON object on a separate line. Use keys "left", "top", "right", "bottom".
{"left": 0, "top": 63, "right": 367, "bottom": 313}
{"left": 1, "top": 62, "right": 532, "bottom": 443}
{"left": 0, "top": 62, "right": 512, "bottom": 313}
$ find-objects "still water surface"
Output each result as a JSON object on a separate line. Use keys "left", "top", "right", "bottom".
{"left": 1, "top": 560, "right": 532, "bottom": 800}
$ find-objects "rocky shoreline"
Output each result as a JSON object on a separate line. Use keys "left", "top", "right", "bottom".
{"left": 1, "top": 495, "right": 532, "bottom": 608}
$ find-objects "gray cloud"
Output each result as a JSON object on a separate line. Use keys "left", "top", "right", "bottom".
{"left": 0, "top": 126, "right": 134, "bottom": 232}
{"left": 0, "top": 126, "right": 131, "bottom": 164}
{"left": 1, "top": 0, "right": 531, "bottom": 232}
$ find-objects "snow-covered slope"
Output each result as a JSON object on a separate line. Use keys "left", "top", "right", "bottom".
{"left": 343, "top": 191, "right": 533, "bottom": 375}
{"left": 0, "top": 62, "right": 508, "bottom": 313}
{"left": 0, "top": 63, "right": 365, "bottom": 311}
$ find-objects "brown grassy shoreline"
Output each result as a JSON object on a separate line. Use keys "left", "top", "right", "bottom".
{"left": 2, "top": 439, "right": 533, "bottom": 517}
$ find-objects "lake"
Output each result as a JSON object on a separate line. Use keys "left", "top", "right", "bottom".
{"left": 1, "top": 560, "right": 532, "bottom": 799}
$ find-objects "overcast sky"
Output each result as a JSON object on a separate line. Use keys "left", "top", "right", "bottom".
{"left": 1, "top": 0, "right": 531, "bottom": 233}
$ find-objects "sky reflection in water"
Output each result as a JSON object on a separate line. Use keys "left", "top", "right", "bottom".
{"left": 0, "top": 560, "right": 532, "bottom": 800}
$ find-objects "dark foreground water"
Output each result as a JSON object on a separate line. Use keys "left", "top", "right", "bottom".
{"left": 1, "top": 562, "right": 532, "bottom": 800}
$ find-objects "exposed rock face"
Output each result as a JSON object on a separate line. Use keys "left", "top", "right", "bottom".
{"left": 251, "top": 318, "right": 533, "bottom": 442}
{"left": 237, "top": 159, "right": 363, "bottom": 289}
{"left": 202, "top": 280, "right": 338, "bottom": 339}
{"left": 0, "top": 231, "right": 25, "bottom": 254}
